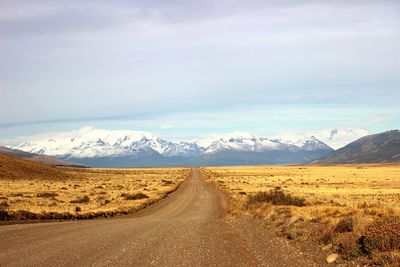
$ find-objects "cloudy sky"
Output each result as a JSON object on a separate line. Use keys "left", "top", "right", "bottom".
{"left": 1, "top": 0, "right": 399, "bottom": 145}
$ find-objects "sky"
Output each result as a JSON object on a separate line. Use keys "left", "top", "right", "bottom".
{"left": 0, "top": 0, "right": 399, "bottom": 145}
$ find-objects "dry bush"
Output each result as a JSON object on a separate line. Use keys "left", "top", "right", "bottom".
{"left": 360, "top": 216, "right": 400, "bottom": 254}
{"left": 161, "top": 179, "right": 174, "bottom": 186}
{"left": 0, "top": 200, "right": 9, "bottom": 210}
{"left": 37, "top": 192, "right": 59, "bottom": 198}
{"left": 0, "top": 210, "right": 9, "bottom": 220}
{"left": 70, "top": 195, "right": 90, "bottom": 204}
{"left": 371, "top": 251, "right": 400, "bottom": 266}
{"left": 121, "top": 192, "right": 149, "bottom": 200}
{"left": 0, "top": 201, "right": 10, "bottom": 220}
{"left": 334, "top": 232, "right": 362, "bottom": 259}
{"left": 284, "top": 225, "right": 307, "bottom": 240}
{"left": 13, "top": 210, "right": 37, "bottom": 220}
{"left": 334, "top": 217, "right": 354, "bottom": 233}
{"left": 247, "top": 187, "right": 307, "bottom": 207}
{"left": 313, "top": 225, "right": 335, "bottom": 245}
{"left": 10, "top": 192, "right": 23, "bottom": 197}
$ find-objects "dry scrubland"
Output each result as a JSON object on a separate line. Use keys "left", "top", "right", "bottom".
{"left": 202, "top": 164, "right": 400, "bottom": 266}
{"left": 0, "top": 167, "right": 188, "bottom": 221}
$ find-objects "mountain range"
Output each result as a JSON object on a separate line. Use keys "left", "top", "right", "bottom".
{"left": 313, "top": 130, "right": 400, "bottom": 164}
{"left": 13, "top": 128, "right": 334, "bottom": 167}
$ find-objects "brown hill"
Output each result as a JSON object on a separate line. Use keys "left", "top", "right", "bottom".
{"left": 0, "top": 153, "right": 72, "bottom": 180}
{"left": 0, "top": 146, "right": 87, "bottom": 168}
{"left": 313, "top": 130, "right": 400, "bottom": 164}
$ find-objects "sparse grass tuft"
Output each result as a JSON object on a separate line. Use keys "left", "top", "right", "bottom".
{"left": 360, "top": 216, "right": 400, "bottom": 254}
{"left": 334, "top": 217, "right": 354, "bottom": 233}
{"left": 121, "top": 192, "right": 149, "bottom": 200}
{"left": 70, "top": 195, "right": 90, "bottom": 204}
{"left": 284, "top": 225, "right": 306, "bottom": 240}
{"left": 37, "top": 192, "right": 59, "bottom": 198}
{"left": 161, "top": 179, "right": 174, "bottom": 186}
{"left": 0, "top": 200, "right": 9, "bottom": 210}
{"left": 334, "top": 232, "right": 362, "bottom": 259}
{"left": 247, "top": 187, "right": 307, "bottom": 207}
{"left": 371, "top": 251, "right": 400, "bottom": 266}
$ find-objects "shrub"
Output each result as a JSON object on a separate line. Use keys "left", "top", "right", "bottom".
{"left": 334, "top": 232, "right": 362, "bottom": 259}
{"left": 0, "top": 200, "right": 9, "bottom": 210}
{"left": 360, "top": 216, "right": 400, "bottom": 253}
{"left": 284, "top": 226, "right": 305, "bottom": 240}
{"left": 0, "top": 201, "right": 10, "bottom": 220}
{"left": 161, "top": 179, "right": 174, "bottom": 186}
{"left": 372, "top": 251, "right": 400, "bottom": 266}
{"left": 312, "top": 225, "right": 335, "bottom": 245}
{"left": 334, "top": 217, "right": 354, "bottom": 233}
{"left": 70, "top": 195, "right": 90, "bottom": 204}
{"left": 75, "top": 206, "right": 82, "bottom": 212}
{"left": 14, "top": 210, "right": 37, "bottom": 220}
{"left": 247, "top": 187, "right": 307, "bottom": 207}
{"left": 121, "top": 192, "right": 149, "bottom": 200}
{"left": 37, "top": 192, "right": 59, "bottom": 198}
{"left": 0, "top": 210, "right": 10, "bottom": 220}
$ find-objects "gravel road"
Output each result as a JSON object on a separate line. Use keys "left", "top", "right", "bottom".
{"left": 0, "top": 168, "right": 321, "bottom": 266}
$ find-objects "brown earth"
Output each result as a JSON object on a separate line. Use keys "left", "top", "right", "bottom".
{"left": 0, "top": 168, "right": 326, "bottom": 266}
{"left": 0, "top": 153, "right": 72, "bottom": 180}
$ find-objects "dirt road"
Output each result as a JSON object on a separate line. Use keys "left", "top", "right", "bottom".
{"left": 0, "top": 168, "right": 320, "bottom": 266}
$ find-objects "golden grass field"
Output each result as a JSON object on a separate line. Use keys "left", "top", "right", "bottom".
{"left": 0, "top": 167, "right": 189, "bottom": 217}
{"left": 203, "top": 164, "right": 400, "bottom": 221}
{"left": 202, "top": 164, "right": 400, "bottom": 265}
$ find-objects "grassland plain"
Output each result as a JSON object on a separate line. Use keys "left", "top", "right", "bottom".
{"left": 202, "top": 164, "right": 400, "bottom": 266}
{"left": 0, "top": 167, "right": 189, "bottom": 221}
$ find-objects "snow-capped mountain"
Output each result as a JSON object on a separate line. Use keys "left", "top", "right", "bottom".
{"left": 15, "top": 127, "right": 201, "bottom": 159}
{"left": 282, "top": 135, "right": 332, "bottom": 151}
{"left": 203, "top": 135, "right": 304, "bottom": 154}
{"left": 13, "top": 127, "right": 334, "bottom": 167}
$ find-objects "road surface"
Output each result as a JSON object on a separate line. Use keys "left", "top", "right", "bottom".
{"left": 0, "top": 168, "right": 319, "bottom": 266}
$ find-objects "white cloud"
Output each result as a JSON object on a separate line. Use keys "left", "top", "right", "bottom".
{"left": 313, "top": 128, "right": 370, "bottom": 149}
{"left": 277, "top": 128, "right": 370, "bottom": 149}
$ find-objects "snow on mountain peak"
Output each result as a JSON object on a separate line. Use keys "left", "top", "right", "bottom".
{"left": 14, "top": 127, "right": 197, "bottom": 158}
{"left": 13, "top": 127, "right": 340, "bottom": 159}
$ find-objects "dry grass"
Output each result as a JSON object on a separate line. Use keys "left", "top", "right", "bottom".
{"left": 202, "top": 164, "right": 400, "bottom": 265}
{"left": 203, "top": 164, "right": 400, "bottom": 221}
{"left": 0, "top": 167, "right": 189, "bottom": 220}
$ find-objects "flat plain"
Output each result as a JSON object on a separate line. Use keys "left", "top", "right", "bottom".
{"left": 1, "top": 163, "right": 400, "bottom": 265}
{"left": 0, "top": 167, "right": 188, "bottom": 218}
{"left": 203, "top": 164, "right": 400, "bottom": 216}
{"left": 202, "top": 164, "right": 400, "bottom": 265}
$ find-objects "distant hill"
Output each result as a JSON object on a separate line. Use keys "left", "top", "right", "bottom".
{"left": 0, "top": 146, "right": 87, "bottom": 168}
{"left": 313, "top": 130, "right": 400, "bottom": 164}
{"left": 0, "top": 153, "right": 72, "bottom": 180}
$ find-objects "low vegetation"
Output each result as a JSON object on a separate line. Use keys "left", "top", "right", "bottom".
{"left": 203, "top": 164, "right": 400, "bottom": 266}
{"left": 121, "top": 192, "right": 149, "bottom": 200}
{"left": 0, "top": 167, "right": 188, "bottom": 221}
{"left": 247, "top": 187, "right": 307, "bottom": 207}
